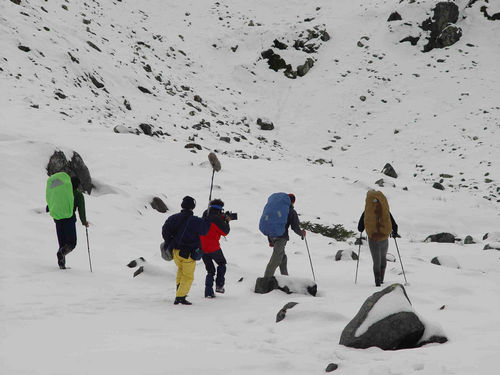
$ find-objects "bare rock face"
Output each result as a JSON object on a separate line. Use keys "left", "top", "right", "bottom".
{"left": 46, "top": 150, "right": 92, "bottom": 194}
{"left": 422, "top": 2, "right": 461, "bottom": 52}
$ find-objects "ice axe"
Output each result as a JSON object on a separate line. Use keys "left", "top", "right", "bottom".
{"left": 208, "top": 152, "right": 221, "bottom": 202}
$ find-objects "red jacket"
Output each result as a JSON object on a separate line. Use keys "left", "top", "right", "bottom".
{"left": 200, "top": 210, "right": 230, "bottom": 253}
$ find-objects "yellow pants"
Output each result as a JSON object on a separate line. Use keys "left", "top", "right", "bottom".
{"left": 173, "top": 249, "right": 196, "bottom": 297}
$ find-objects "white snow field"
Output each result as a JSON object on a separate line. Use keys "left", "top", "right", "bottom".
{"left": 1, "top": 0, "right": 499, "bottom": 374}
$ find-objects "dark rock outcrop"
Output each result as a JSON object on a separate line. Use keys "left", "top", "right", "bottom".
{"left": 325, "top": 363, "right": 339, "bottom": 372}
{"left": 257, "top": 118, "right": 274, "bottom": 130}
{"left": 425, "top": 233, "right": 455, "bottom": 243}
{"left": 422, "top": 2, "right": 461, "bottom": 52}
{"left": 388, "top": 12, "right": 402, "bottom": 22}
{"left": 255, "top": 276, "right": 317, "bottom": 296}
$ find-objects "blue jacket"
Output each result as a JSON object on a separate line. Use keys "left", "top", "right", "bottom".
{"left": 162, "top": 210, "right": 210, "bottom": 259}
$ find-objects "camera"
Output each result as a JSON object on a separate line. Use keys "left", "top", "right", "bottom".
{"left": 224, "top": 211, "right": 238, "bottom": 221}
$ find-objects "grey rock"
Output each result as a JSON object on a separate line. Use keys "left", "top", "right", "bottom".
{"left": 257, "top": 118, "right": 274, "bottom": 130}
{"left": 431, "top": 257, "right": 441, "bottom": 265}
{"left": 388, "top": 12, "right": 402, "bottom": 22}
{"left": 138, "top": 86, "right": 152, "bottom": 94}
{"left": 422, "top": 2, "right": 461, "bottom": 52}
{"left": 46, "top": 151, "right": 69, "bottom": 177}
{"left": 184, "top": 143, "right": 202, "bottom": 150}
{"left": 339, "top": 284, "right": 425, "bottom": 350}
{"left": 46, "top": 151, "right": 92, "bottom": 194}
{"left": 436, "top": 24, "right": 462, "bottom": 48}
{"left": 18, "top": 45, "right": 30, "bottom": 52}
{"left": 433, "top": 182, "right": 445, "bottom": 190}
{"left": 425, "top": 232, "right": 455, "bottom": 243}
{"left": 297, "top": 58, "right": 314, "bottom": 77}
{"left": 375, "top": 178, "right": 385, "bottom": 187}
{"left": 139, "top": 123, "right": 153, "bottom": 136}
{"left": 150, "top": 197, "right": 168, "bottom": 213}
{"left": 11, "top": 0, "right": 22, "bottom": 5}
{"left": 86, "top": 41, "right": 102, "bottom": 52}
{"left": 254, "top": 277, "right": 279, "bottom": 294}
{"left": 276, "top": 302, "right": 299, "bottom": 322}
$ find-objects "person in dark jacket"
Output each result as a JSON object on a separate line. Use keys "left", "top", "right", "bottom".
{"left": 357, "top": 192, "right": 398, "bottom": 287}
{"left": 199, "top": 199, "right": 231, "bottom": 298}
{"left": 264, "top": 193, "right": 306, "bottom": 277}
{"left": 162, "top": 196, "right": 210, "bottom": 305}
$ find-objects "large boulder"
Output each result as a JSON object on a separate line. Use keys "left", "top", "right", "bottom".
{"left": 340, "top": 284, "right": 425, "bottom": 350}
{"left": 422, "top": 2, "right": 461, "bottom": 52}
{"left": 435, "top": 24, "right": 462, "bottom": 48}
{"left": 46, "top": 150, "right": 92, "bottom": 194}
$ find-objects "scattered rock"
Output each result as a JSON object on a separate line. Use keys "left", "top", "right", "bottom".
{"left": 297, "top": 58, "right": 314, "bottom": 77}
{"left": 325, "top": 363, "right": 339, "bottom": 372}
{"left": 276, "top": 302, "right": 299, "bottom": 322}
{"left": 464, "top": 235, "right": 474, "bottom": 244}
{"left": 254, "top": 276, "right": 279, "bottom": 294}
{"left": 425, "top": 233, "right": 455, "bottom": 243}
{"left": 335, "top": 250, "right": 358, "bottom": 261}
{"left": 273, "top": 39, "right": 288, "bottom": 50}
{"left": 431, "top": 256, "right": 460, "bottom": 269}
{"left": 123, "top": 99, "right": 132, "bottom": 110}
{"left": 88, "top": 74, "right": 104, "bottom": 89}
{"left": 433, "top": 182, "right": 445, "bottom": 190}
{"left": 150, "top": 197, "right": 168, "bottom": 213}
{"left": 400, "top": 36, "right": 420, "bottom": 45}
{"left": 422, "top": 2, "right": 461, "bottom": 52}
{"left": 261, "top": 49, "right": 288, "bottom": 71}
{"left": 435, "top": 24, "right": 462, "bottom": 48}
{"left": 257, "top": 118, "right": 274, "bottom": 130}
{"left": 382, "top": 163, "right": 398, "bottom": 178}
{"left": 184, "top": 143, "right": 202, "bottom": 150}
{"left": 375, "top": 178, "right": 385, "bottom": 187}
{"left": 18, "top": 45, "right": 30, "bottom": 52}
{"left": 11, "top": 0, "right": 22, "bottom": 5}
{"left": 86, "top": 41, "right": 102, "bottom": 52}
{"left": 220, "top": 136, "right": 231, "bottom": 143}
{"left": 388, "top": 12, "right": 402, "bottom": 22}
{"left": 138, "top": 86, "right": 152, "bottom": 94}
{"left": 114, "top": 125, "right": 130, "bottom": 134}
{"left": 139, "top": 123, "right": 153, "bottom": 136}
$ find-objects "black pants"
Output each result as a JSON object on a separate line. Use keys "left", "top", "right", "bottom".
{"left": 202, "top": 249, "right": 226, "bottom": 295}
{"left": 55, "top": 216, "right": 77, "bottom": 255}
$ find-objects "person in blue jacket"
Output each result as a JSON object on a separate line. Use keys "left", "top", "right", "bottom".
{"left": 162, "top": 196, "right": 210, "bottom": 305}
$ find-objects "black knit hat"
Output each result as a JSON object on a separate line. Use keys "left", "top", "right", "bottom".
{"left": 181, "top": 196, "right": 196, "bottom": 210}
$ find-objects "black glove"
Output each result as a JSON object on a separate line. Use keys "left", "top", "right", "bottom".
{"left": 391, "top": 231, "right": 399, "bottom": 238}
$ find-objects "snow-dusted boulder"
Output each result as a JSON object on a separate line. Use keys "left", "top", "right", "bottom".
{"left": 431, "top": 256, "right": 460, "bottom": 269}
{"left": 254, "top": 276, "right": 317, "bottom": 296}
{"left": 335, "top": 250, "right": 358, "bottom": 261}
{"left": 339, "top": 284, "right": 447, "bottom": 350}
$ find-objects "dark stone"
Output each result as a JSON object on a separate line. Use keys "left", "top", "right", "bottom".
{"left": 325, "top": 363, "right": 339, "bottom": 372}
{"left": 150, "top": 197, "right": 168, "bottom": 213}
{"left": 89, "top": 74, "right": 104, "bottom": 89}
{"left": 416, "top": 335, "right": 448, "bottom": 347}
{"left": 382, "top": 163, "right": 398, "bottom": 178}
{"left": 184, "top": 143, "right": 202, "bottom": 150}
{"left": 11, "top": 0, "right": 22, "bottom": 5}
{"left": 339, "top": 284, "right": 425, "bottom": 350}
{"left": 267, "top": 53, "right": 287, "bottom": 71}
{"left": 276, "top": 302, "right": 299, "bottom": 322}
{"left": 86, "top": 41, "right": 102, "bottom": 52}
{"left": 68, "top": 52, "right": 79, "bottom": 63}
{"left": 307, "top": 284, "right": 317, "bottom": 296}
{"left": 261, "top": 49, "right": 274, "bottom": 59}
{"left": 335, "top": 250, "right": 358, "bottom": 261}
{"left": 55, "top": 91, "right": 67, "bottom": 99}
{"left": 220, "top": 136, "right": 231, "bottom": 143}
{"left": 143, "top": 64, "right": 152, "bottom": 73}
{"left": 400, "top": 36, "right": 420, "bottom": 45}
{"left": 425, "top": 233, "right": 455, "bottom": 243}
{"left": 193, "top": 95, "right": 203, "bottom": 103}
{"left": 138, "top": 86, "right": 152, "bottom": 94}
{"left": 127, "top": 257, "right": 145, "bottom": 268}
{"left": 431, "top": 257, "right": 441, "bottom": 265}
{"left": 257, "top": 118, "right": 274, "bottom": 130}
{"left": 46, "top": 151, "right": 69, "bottom": 176}
{"left": 484, "top": 243, "right": 500, "bottom": 250}
{"left": 433, "top": 182, "right": 445, "bottom": 190}
{"left": 320, "top": 30, "right": 331, "bottom": 42}
{"left": 297, "top": 58, "right": 314, "bottom": 77}
{"left": 124, "top": 99, "right": 131, "bottom": 110}
{"left": 388, "top": 12, "right": 402, "bottom": 22}
{"left": 139, "top": 123, "right": 153, "bottom": 136}
{"left": 375, "top": 178, "right": 385, "bottom": 187}
{"left": 464, "top": 235, "right": 474, "bottom": 244}
{"left": 273, "top": 39, "right": 288, "bottom": 50}
{"left": 480, "top": 5, "right": 500, "bottom": 20}
{"left": 255, "top": 277, "right": 279, "bottom": 294}
{"left": 18, "top": 45, "right": 30, "bottom": 52}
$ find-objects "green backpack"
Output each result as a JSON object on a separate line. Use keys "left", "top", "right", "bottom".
{"left": 46, "top": 172, "right": 74, "bottom": 220}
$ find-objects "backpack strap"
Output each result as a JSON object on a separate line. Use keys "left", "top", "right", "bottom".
{"left": 175, "top": 216, "right": 192, "bottom": 248}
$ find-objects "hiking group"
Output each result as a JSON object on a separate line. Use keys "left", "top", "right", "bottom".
{"left": 46, "top": 172, "right": 399, "bottom": 305}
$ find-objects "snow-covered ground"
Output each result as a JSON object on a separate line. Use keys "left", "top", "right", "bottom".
{"left": 1, "top": 0, "right": 499, "bottom": 374}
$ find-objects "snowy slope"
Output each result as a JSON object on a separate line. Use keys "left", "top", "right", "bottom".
{"left": 1, "top": 0, "right": 500, "bottom": 374}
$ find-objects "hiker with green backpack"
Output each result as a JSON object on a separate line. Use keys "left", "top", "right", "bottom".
{"left": 46, "top": 172, "right": 88, "bottom": 269}
{"left": 357, "top": 190, "right": 398, "bottom": 287}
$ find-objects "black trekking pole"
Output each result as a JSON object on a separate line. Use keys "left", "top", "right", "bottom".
{"left": 86, "top": 227, "right": 93, "bottom": 272}
{"left": 207, "top": 152, "right": 221, "bottom": 202}
{"left": 355, "top": 232, "right": 362, "bottom": 284}
{"left": 304, "top": 236, "right": 316, "bottom": 281}
{"left": 393, "top": 237, "right": 408, "bottom": 285}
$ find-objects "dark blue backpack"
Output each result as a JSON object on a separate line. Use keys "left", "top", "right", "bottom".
{"left": 259, "top": 193, "right": 291, "bottom": 237}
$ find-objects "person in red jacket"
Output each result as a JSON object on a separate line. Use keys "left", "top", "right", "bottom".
{"left": 199, "top": 199, "right": 231, "bottom": 298}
